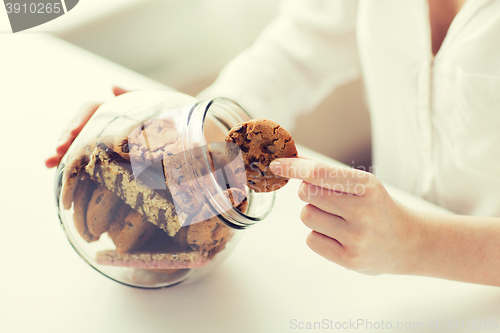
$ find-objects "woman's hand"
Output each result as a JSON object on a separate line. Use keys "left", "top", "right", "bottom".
{"left": 269, "top": 157, "right": 423, "bottom": 276}
{"left": 45, "top": 87, "right": 128, "bottom": 168}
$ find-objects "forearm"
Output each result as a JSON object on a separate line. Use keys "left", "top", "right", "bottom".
{"left": 405, "top": 208, "right": 500, "bottom": 286}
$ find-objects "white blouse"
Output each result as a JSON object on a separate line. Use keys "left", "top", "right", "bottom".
{"left": 198, "top": 0, "right": 500, "bottom": 217}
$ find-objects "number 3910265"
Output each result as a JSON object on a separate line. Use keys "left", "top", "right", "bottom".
{"left": 5, "top": 3, "right": 62, "bottom": 14}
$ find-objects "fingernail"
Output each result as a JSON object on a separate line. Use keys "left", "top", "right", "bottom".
{"left": 269, "top": 160, "right": 282, "bottom": 174}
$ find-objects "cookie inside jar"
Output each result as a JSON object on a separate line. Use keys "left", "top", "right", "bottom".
{"left": 56, "top": 92, "right": 277, "bottom": 288}
{"left": 60, "top": 113, "right": 248, "bottom": 281}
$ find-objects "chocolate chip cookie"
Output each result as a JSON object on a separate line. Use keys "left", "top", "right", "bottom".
{"left": 187, "top": 205, "right": 233, "bottom": 252}
{"left": 127, "top": 117, "right": 178, "bottom": 165}
{"left": 223, "top": 188, "right": 248, "bottom": 213}
{"left": 163, "top": 140, "right": 204, "bottom": 215}
{"left": 109, "top": 211, "right": 157, "bottom": 255}
{"left": 86, "top": 185, "right": 122, "bottom": 238}
{"left": 208, "top": 143, "right": 246, "bottom": 191}
{"left": 107, "top": 205, "right": 132, "bottom": 241}
{"left": 225, "top": 118, "right": 298, "bottom": 192}
{"left": 72, "top": 175, "right": 99, "bottom": 242}
{"left": 61, "top": 154, "right": 88, "bottom": 210}
{"left": 85, "top": 141, "right": 185, "bottom": 236}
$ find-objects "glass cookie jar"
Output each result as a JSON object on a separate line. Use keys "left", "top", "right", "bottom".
{"left": 55, "top": 90, "right": 275, "bottom": 288}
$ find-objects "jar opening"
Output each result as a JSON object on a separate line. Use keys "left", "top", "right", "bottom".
{"left": 185, "top": 98, "right": 275, "bottom": 229}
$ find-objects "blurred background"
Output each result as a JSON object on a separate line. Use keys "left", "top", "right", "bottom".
{"left": 5, "top": 0, "right": 372, "bottom": 168}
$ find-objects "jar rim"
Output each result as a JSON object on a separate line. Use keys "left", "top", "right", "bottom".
{"left": 185, "top": 97, "right": 275, "bottom": 229}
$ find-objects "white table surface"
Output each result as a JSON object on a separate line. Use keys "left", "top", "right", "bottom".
{"left": 1, "top": 34, "right": 499, "bottom": 333}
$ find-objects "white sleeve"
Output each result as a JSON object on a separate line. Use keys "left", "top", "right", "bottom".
{"left": 197, "top": 0, "right": 360, "bottom": 130}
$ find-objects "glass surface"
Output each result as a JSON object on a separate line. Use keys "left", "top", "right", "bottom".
{"left": 55, "top": 90, "right": 274, "bottom": 288}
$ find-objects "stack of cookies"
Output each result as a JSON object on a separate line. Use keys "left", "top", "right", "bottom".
{"left": 61, "top": 117, "right": 297, "bottom": 272}
{"left": 61, "top": 117, "right": 247, "bottom": 271}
